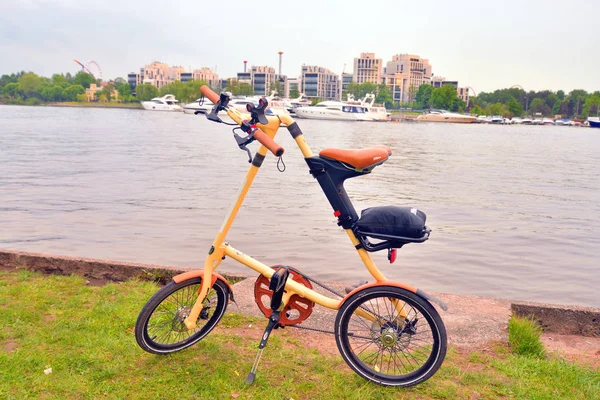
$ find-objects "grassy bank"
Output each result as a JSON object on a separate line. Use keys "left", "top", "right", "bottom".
{"left": 0, "top": 101, "right": 142, "bottom": 109}
{"left": 48, "top": 102, "right": 143, "bottom": 109}
{"left": 1, "top": 270, "right": 598, "bottom": 399}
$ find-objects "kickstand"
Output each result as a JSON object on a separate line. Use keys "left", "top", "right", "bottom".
{"left": 245, "top": 266, "right": 290, "bottom": 385}
{"left": 244, "top": 310, "right": 280, "bottom": 385}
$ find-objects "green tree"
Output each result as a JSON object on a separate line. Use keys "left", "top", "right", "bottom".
{"left": 556, "top": 90, "right": 565, "bottom": 101}
{"left": 407, "top": 84, "right": 418, "bottom": 106}
{"left": 41, "top": 85, "right": 63, "bottom": 102}
{"left": 51, "top": 74, "right": 69, "bottom": 88}
{"left": 62, "top": 85, "right": 85, "bottom": 101}
{"left": 225, "top": 79, "right": 253, "bottom": 96}
{"left": 115, "top": 82, "right": 131, "bottom": 102}
{"left": 135, "top": 84, "right": 158, "bottom": 101}
{"left": 72, "top": 72, "right": 96, "bottom": 89}
{"left": 486, "top": 102, "right": 506, "bottom": 116}
{"left": 18, "top": 72, "right": 42, "bottom": 98}
{"left": 289, "top": 88, "right": 300, "bottom": 99}
{"left": 100, "top": 84, "right": 116, "bottom": 102}
{"left": 430, "top": 85, "right": 458, "bottom": 110}
{"left": 582, "top": 94, "right": 600, "bottom": 118}
{"left": 552, "top": 100, "right": 563, "bottom": 116}
{"left": 3, "top": 82, "right": 21, "bottom": 98}
{"left": 269, "top": 80, "right": 283, "bottom": 96}
{"left": 114, "top": 77, "right": 127, "bottom": 85}
{"left": 450, "top": 97, "right": 466, "bottom": 113}
{"left": 375, "top": 84, "right": 393, "bottom": 107}
{"left": 507, "top": 97, "right": 524, "bottom": 117}
{"left": 528, "top": 98, "right": 548, "bottom": 115}
{"left": 470, "top": 105, "right": 483, "bottom": 115}
{"left": 414, "top": 84, "right": 433, "bottom": 109}
{"left": 76, "top": 93, "right": 88, "bottom": 102}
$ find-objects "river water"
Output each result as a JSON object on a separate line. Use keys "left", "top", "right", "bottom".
{"left": 1, "top": 105, "right": 599, "bottom": 307}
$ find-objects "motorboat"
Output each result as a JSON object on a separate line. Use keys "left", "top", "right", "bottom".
{"left": 349, "top": 94, "right": 390, "bottom": 121}
{"left": 285, "top": 94, "right": 312, "bottom": 116}
{"left": 510, "top": 117, "right": 523, "bottom": 124}
{"left": 294, "top": 101, "right": 372, "bottom": 121}
{"left": 489, "top": 115, "right": 504, "bottom": 124}
{"left": 532, "top": 118, "right": 543, "bottom": 125}
{"left": 521, "top": 118, "right": 533, "bottom": 125}
{"left": 554, "top": 119, "right": 571, "bottom": 126}
{"left": 588, "top": 117, "right": 600, "bottom": 128}
{"left": 475, "top": 115, "right": 489, "bottom": 123}
{"left": 141, "top": 94, "right": 182, "bottom": 111}
{"left": 183, "top": 98, "right": 215, "bottom": 115}
{"left": 542, "top": 118, "right": 555, "bottom": 125}
{"left": 416, "top": 110, "right": 477, "bottom": 123}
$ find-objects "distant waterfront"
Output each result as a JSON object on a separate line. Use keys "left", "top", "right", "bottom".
{"left": 1, "top": 105, "right": 599, "bottom": 308}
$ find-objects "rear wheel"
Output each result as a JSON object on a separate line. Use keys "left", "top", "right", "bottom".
{"left": 335, "top": 286, "right": 446, "bottom": 387}
{"left": 135, "top": 278, "right": 229, "bottom": 354}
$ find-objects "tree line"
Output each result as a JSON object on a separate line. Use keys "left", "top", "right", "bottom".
{"left": 469, "top": 88, "right": 600, "bottom": 119}
{"left": 0, "top": 71, "right": 135, "bottom": 104}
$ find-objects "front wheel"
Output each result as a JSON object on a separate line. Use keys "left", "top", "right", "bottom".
{"left": 335, "top": 286, "right": 447, "bottom": 387}
{"left": 135, "top": 278, "right": 229, "bottom": 354}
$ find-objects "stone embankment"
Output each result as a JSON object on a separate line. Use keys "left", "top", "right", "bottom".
{"left": 1, "top": 250, "right": 598, "bottom": 354}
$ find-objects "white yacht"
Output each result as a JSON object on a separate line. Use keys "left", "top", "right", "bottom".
{"left": 510, "top": 117, "right": 523, "bottom": 124}
{"left": 349, "top": 94, "right": 390, "bottom": 121}
{"left": 183, "top": 98, "right": 214, "bottom": 115}
{"left": 294, "top": 101, "right": 371, "bottom": 121}
{"left": 286, "top": 94, "right": 312, "bottom": 116}
{"left": 141, "top": 94, "right": 182, "bottom": 111}
{"left": 416, "top": 110, "right": 477, "bottom": 123}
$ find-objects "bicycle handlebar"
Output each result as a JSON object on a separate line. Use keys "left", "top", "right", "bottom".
{"left": 200, "top": 85, "right": 285, "bottom": 157}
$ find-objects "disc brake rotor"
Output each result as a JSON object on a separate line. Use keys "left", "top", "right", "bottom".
{"left": 254, "top": 266, "right": 315, "bottom": 326}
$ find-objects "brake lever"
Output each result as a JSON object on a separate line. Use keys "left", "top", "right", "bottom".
{"left": 233, "top": 122, "right": 256, "bottom": 163}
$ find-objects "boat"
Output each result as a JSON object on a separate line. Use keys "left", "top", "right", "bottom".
{"left": 285, "top": 94, "right": 312, "bottom": 116}
{"left": 541, "top": 118, "right": 555, "bottom": 125}
{"left": 351, "top": 94, "right": 390, "bottom": 121}
{"left": 588, "top": 117, "right": 600, "bottom": 128}
{"left": 521, "top": 118, "right": 533, "bottom": 125}
{"left": 294, "top": 101, "right": 372, "bottom": 121}
{"left": 475, "top": 115, "right": 489, "bottom": 123}
{"left": 489, "top": 115, "right": 504, "bottom": 124}
{"left": 416, "top": 110, "right": 477, "bottom": 123}
{"left": 183, "top": 98, "right": 214, "bottom": 115}
{"left": 532, "top": 118, "right": 543, "bottom": 125}
{"left": 554, "top": 118, "right": 571, "bottom": 126}
{"left": 141, "top": 94, "right": 182, "bottom": 111}
{"left": 510, "top": 117, "right": 523, "bottom": 124}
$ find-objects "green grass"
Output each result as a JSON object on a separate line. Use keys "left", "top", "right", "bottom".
{"left": 508, "top": 315, "right": 546, "bottom": 358}
{"left": 1, "top": 270, "right": 598, "bottom": 399}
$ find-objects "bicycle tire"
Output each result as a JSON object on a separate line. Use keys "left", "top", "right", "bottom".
{"left": 135, "top": 277, "right": 229, "bottom": 354}
{"left": 335, "top": 286, "right": 447, "bottom": 387}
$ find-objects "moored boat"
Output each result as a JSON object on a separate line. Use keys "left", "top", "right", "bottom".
{"left": 294, "top": 101, "right": 371, "bottom": 121}
{"left": 416, "top": 109, "right": 476, "bottom": 123}
{"left": 141, "top": 94, "right": 182, "bottom": 111}
{"left": 588, "top": 117, "right": 600, "bottom": 128}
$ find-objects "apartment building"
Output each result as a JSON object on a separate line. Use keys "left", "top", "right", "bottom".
{"left": 431, "top": 76, "right": 470, "bottom": 103}
{"left": 128, "top": 62, "right": 218, "bottom": 91}
{"left": 235, "top": 66, "right": 278, "bottom": 96}
{"left": 180, "top": 67, "right": 220, "bottom": 88}
{"left": 301, "top": 65, "right": 340, "bottom": 100}
{"left": 353, "top": 53, "right": 382, "bottom": 85}
{"left": 384, "top": 54, "right": 432, "bottom": 103}
{"left": 341, "top": 72, "right": 353, "bottom": 98}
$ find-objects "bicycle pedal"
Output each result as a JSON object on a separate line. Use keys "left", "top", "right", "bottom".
{"left": 269, "top": 267, "right": 290, "bottom": 311}
{"left": 344, "top": 280, "right": 368, "bottom": 294}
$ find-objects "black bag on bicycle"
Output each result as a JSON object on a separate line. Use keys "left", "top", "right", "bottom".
{"left": 355, "top": 206, "right": 427, "bottom": 239}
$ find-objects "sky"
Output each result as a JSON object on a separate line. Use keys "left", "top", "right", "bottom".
{"left": 1, "top": 0, "right": 599, "bottom": 94}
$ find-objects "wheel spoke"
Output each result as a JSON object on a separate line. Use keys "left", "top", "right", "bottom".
{"left": 336, "top": 287, "right": 446, "bottom": 386}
